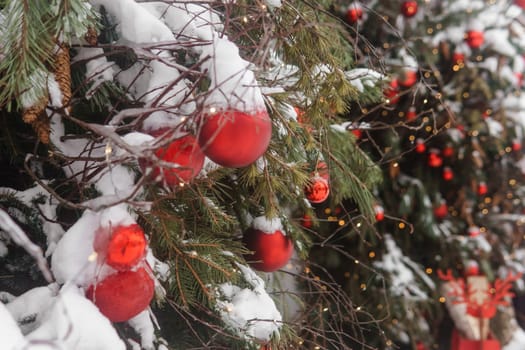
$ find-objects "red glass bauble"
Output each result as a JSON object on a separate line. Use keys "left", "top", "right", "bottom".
{"left": 464, "top": 260, "right": 480, "bottom": 277}
{"left": 415, "top": 138, "right": 426, "bottom": 153}
{"left": 515, "top": 0, "right": 525, "bottom": 9}
{"left": 442, "top": 145, "right": 454, "bottom": 158}
{"left": 468, "top": 226, "right": 480, "bottom": 238}
{"left": 401, "top": 1, "right": 418, "bottom": 18}
{"left": 416, "top": 341, "right": 428, "bottom": 350}
{"left": 512, "top": 140, "right": 522, "bottom": 152}
{"left": 351, "top": 128, "right": 362, "bottom": 139}
{"left": 406, "top": 107, "right": 417, "bottom": 121}
{"left": 305, "top": 176, "right": 330, "bottom": 204}
{"left": 452, "top": 52, "right": 465, "bottom": 65}
{"left": 198, "top": 109, "right": 272, "bottom": 168}
{"left": 442, "top": 167, "right": 453, "bottom": 181}
{"left": 86, "top": 267, "right": 155, "bottom": 322}
{"left": 434, "top": 202, "right": 448, "bottom": 220}
{"left": 428, "top": 152, "right": 443, "bottom": 168}
{"left": 101, "top": 224, "right": 147, "bottom": 271}
{"left": 346, "top": 4, "right": 363, "bottom": 24}
{"left": 140, "top": 132, "right": 204, "bottom": 186}
{"left": 374, "top": 205, "right": 385, "bottom": 222}
{"left": 399, "top": 70, "right": 418, "bottom": 88}
{"left": 242, "top": 228, "right": 294, "bottom": 272}
{"left": 477, "top": 181, "right": 488, "bottom": 196}
{"left": 384, "top": 79, "right": 400, "bottom": 104}
{"left": 301, "top": 214, "right": 313, "bottom": 229}
{"left": 465, "top": 30, "right": 484, "bottom": 49}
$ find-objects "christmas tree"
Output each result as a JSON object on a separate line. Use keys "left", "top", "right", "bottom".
{"left": 311, "top": 0, "right": 525, "bottom": 349}
{"left": 0, "top": 0, "right": 384, "bottom": 349}
{"left": 3, "top": 0, "right": 525, "bottom": 349}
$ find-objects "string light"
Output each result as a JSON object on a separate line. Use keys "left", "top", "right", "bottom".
{"left": 398, "top": 222, "right": 406, "bottom": 229}
{"left": 425, "top": 267, "right": 433, "bottom": 274}
{"left": 439, "top": 296, "right": 446, "bottom": 303}
{"left": 369, "top": 251, "right": 376, "bottom": 258}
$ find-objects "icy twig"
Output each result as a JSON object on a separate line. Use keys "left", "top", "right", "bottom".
{"left": 0, "top": 208, "right": 54, "bottom": 283}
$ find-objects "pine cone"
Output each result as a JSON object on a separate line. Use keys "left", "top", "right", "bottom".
{"left": 84, "top": 26, "right": 98, "bottom": 46}
{"left": 32, "top": 113, "right": 50, "bottom": 144}
{"left": 54, "top": 43, "right": 72, "bottom": 112}
{"left": 22, "top": 97, "right": 47, "bottom": 124}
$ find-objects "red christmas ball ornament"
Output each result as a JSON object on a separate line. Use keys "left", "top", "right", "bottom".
{"left": 374, "top": 205, "right": 385, "bottom": 222}
{"left": 398, "top": 69, "right": 418, "bottom": 88}
{"left": 415, "top": 138, "right": 426, "bottom": 153}
{"left": 452, "top": 52, "right": 465, "bottom": 64}
{"left": 464, "top": 260, "right": 480, "bottom": 277}
{"left": 514, "top": 0, "right": 525, "bottom": 9}
{"left": 512, "top": 139, "right": 522, "bottom": 152}
{"left": 305, "top": 176, "right": 330, "bottom": 204}
{"left": 468, "top": 226, "right": 480, "bottom": 238}
{"left": 477, "top": 181, "right": 488, "bottom": 196}
{"left": 242, "top": 227, "right": 294, "bottom": 272}
{"left": 416, "top": 341, "right": 428, "bottom": 350}
{"left": 401, "top": 0, "right": 418, "bottom": 18}
{"left": 351, "top": 128, "right": 362, "bottom": 139}
{"left": 86, "top": 267, "right": 155, "bottom": 322}
{"left": 100, "top": 224, "right": 147, "bottom": 271}
{"left": 442, "top": 144, "right": 454, "bottom": 158}
{"left": 198, "top": 109, "right": 272, "bottom": 168}
{"left": 140, "top": 131, "right": 205, "bottom": 186}
{"left": 428, "top": 150, "right": 443, "bottom": 168}
{"left": 465, "top": 30, "right": 484, "bottom": 49}
{"left": 406, "top": 106, "right": 417, "bottom": 121}
{"left": 433, "top": 201, "right": 448, "bottom": 220}
{"left": 442, "top": 166, "right": 453, "bottom": 181}
{"left": 346, "top": 3, "right": 363, "bottom": 24}
{"left": 301, "top": 214, "right": 313, "bottom": 229}
{"left": 384, "top": 79, "right": 400, "bottom": 104}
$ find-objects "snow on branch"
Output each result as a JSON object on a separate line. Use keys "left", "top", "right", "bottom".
{"left": 0, "top": 208, "right": 54, "bottom": 283}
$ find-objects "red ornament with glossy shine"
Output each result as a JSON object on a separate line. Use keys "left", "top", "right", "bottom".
{"left": 384, "top": 79, "right": 400, "bottom": 104}
{"left": 415, "top": 138, "right": 426, "bottom": 153}
{"left": 104, "top": 224, "right": 147, "bottom": 271}
{"left": 399, "top": 70, "right": 418, "bottom": 88}
{"left": 465, "top": 30, "right": 484, "bottom": 49}
{"left": 305, "top": 176, "right": 330, "bottom": 204}
{"left": 346, "top": 5, "right": 363, "bottom": 24}
{"left": 374, "top": 205, "right": 385, "bottom": 221}
{"left": 477, "top": 181, "right": 488, "bottom": 196}
{"left": 141, "top": 132, "right": 205, "bottom": 186}
{"left": 428, "top": 152, "right": 443, "bottom": 167}
{"left": 243, "top": 228, "right": 294, "bottom": 272}
{"left": 452, "top": 52, "right": 465, "bottom": 65}
{"left": 86, "top": 267, "right": 155, "bottom": 322}
{"left": 406, "top": 107, "right": 417, "bottom": 121}
{"left": 434, "top": 202, "right": 448, "bottom": 220}
{"left": 198, "top": 109, "right": 272, "bottom": 168}
{"left": 401, "top": 1, "right": 418, "bottom": 18}
{"left": 442, "top": 167, "right": 453, "bottom": 181}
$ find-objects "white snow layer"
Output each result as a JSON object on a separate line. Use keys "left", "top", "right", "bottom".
{"left": 374, "top": 234, "right": 435, "bottom": 300}
{"left": 504, "top": 327, "right": 525, "bottom": 350}
{"left": 251, "top": 215, "right": 284, "bottom": 234}
{"left": 215, "top": 264, "right": 282, "bottom": 342}
{"left": 51, "top": 204, "right": 136, "bottom": 287}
